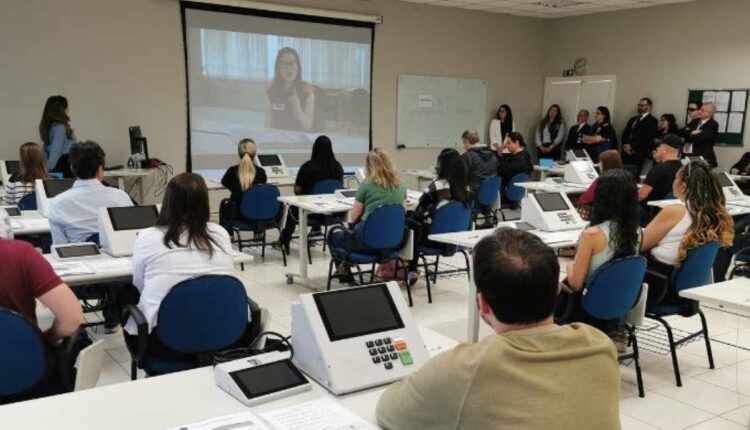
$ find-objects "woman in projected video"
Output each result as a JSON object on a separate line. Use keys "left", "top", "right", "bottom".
{"left": 266, "top": 47, "right": 316, "bottom": 132}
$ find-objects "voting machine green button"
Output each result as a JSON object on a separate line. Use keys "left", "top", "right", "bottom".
{"left": 399, "top": 351, "right": 413, "bottom": 365}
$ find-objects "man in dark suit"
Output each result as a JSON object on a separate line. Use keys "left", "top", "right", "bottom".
{"left": 562, "top": 109, "right": 592, "bottom": 156}
{"left": 680, "top": 102, "right": 719, "bottom": 167}
{"left": 621, "top": 97, "right": 659, "bottom": 175}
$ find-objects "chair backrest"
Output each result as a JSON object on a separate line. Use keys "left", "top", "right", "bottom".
{"left": 430, "top": 201, "right": 471, "bottom": 235}
{"left": 475, "top": 176, "right": 501, "bottom": 207}
{"left": 360, "top": 204, "right": 406, "bottom": 251}
{"left": 0, "top": 308, "right": 47, "bottom": 396}
{"left": 18, "top": 193, "right": 37, "bottom": 211}
{"left": 582, "top": 256, "right": 647, "bottom": 320}
{"left": 157, "top": 275, "right": 249, "bottom": 354}
{"left": 311, "top": 179, "right": 343, "bottom": 195}
{"left": 74, "top": 340, "right": 105, "bottom": 391}
{"left": 240, "top": 184, "right": 280, "bottom": 221}
{"left": 672, "top": 241, "right": 719, "bottom": 293}
{"left": 507, "top": 173, "right": 530, "bottom": 203}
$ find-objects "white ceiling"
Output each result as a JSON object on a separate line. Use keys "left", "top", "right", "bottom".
{"left": 399, "top": 0, "right": 699, "bottom": 18}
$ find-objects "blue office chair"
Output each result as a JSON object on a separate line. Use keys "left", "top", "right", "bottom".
{"left": 416, "top": 202, "right": 472, "bottom": 304}
{"left": 500, "top": 172, "right": 530, "bottom": 221}
{"left": 326, "top": 205, "right": 407, "bottom": 299}
{"left": 231, "top": 184, "right": 286, "bottom": 266}
{"left": 18, "top": 193, "right": 37, "bottom": 211}
{"left": 0, "top": 308, "right": 77, "bottom": 403}
{"left": 472, "top": 176, "right": 501, "bottom": 228}
{"left": 582, "top": 256, "right": 648, "bottom": 397}
{"left": 645, "top": 242, "right": 718, "bottom": 387}
{"left": 306, "top": 179, "right": 345, "bottom": 260}
{"left": 122, "top": 275, "right": 261, "bottom": 380}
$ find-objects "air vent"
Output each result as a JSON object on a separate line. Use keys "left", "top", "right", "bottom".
{"left": 532, "top": 0, "right": 586, "bottom": 8}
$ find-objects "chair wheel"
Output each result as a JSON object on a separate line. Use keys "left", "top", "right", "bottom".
{"left": 286, "top": 275, "right": 294, "bottom": 285}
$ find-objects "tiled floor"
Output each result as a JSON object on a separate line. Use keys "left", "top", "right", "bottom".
{"left": 40, "top": 235, "right": 750, "bottom": 429}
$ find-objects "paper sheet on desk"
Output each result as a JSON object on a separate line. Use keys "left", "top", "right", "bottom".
{"left": 10, "top": 220, "right": 24, "bottom": 229}
{"left": 169, "top": 411, "right": 271, "bottom": 430}
{"left": 259, "top": 398, "right": 376, "bottom": 430}
{"left": 87, "top": 258, "right": 132, "bottom": 271}
{"left": 52, "top": 261, "right": 95, "bottom": 276}
{"left": 532, "top": 230, "right": 580, "bottom": 245}
{"left": 20, "top": 219, "right": 49, "bottom": 229}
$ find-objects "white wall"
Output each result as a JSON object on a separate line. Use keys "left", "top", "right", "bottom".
{"left": 545, "top": 0, "right": 750, "bottom": 169}
{"left": 0, "top": 0, "right": 547, "bottom": 186}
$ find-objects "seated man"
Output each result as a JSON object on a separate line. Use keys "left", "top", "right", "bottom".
{"left": 460, "top": 129, "right": 499, "bottom": 196}
{"left": 49, "top": 141, "right": 133, "bottom": 244}
{"left": 0, "top": 210, "right": 83, "bottom": 399}
{"left": 639, "top": 134, "right": 682, "bottom": 207}
{"left": 730, "top": 152, "right": 750, "bottom": 194}
{"left": 496, "top": 131, "right": 533, "bottom": 199}
{"left": 376, "top": 228, "right": 621, "bottom": 430}
{"left": 48, "top": 141, "right": 133, "bottom": 331}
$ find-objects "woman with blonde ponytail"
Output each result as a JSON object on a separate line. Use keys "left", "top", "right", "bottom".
{"left": 640, "top": 160, "right": 733, "bottom": 305}
{"left": 221, "top": 138, "right": 268, "bottom": 219}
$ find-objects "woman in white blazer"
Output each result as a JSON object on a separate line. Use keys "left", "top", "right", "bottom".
{"left": 489, "top": 104, "right": 516, "bottom": 151}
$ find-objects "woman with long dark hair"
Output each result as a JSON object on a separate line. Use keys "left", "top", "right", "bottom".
{"left": 2, "top": 142, "right": 50, "bottom": 205}
{"left": 535, "top": 104, "right": 565, "bottom": 160}
{"left": 281, "top": 135, "right": 345, "bottom": 247}
{"left": 497, "top": 131, "right": 533, "bottom": 193}
{"left": 405, "top": 148, "right": 471, "bottom": 285}
{"left": 658, "top": 113, "right": 679, "bottom": 139}
{"left": 39, "top": 95, "right": 76, "bottom": 178}
{"left": 559, "top": 169, "right": 641, "bottom": 327}
{"left": 124, "top": 173, "right": 234, "bottom": 353}
{"left": 582, "top": 106, "right": 617, "bottom": 163}
{"left": 489, "top": 104, "right": 515, "bottom": 150}
{"left": 266, "top": 47, "right": 316, "bottom": 132}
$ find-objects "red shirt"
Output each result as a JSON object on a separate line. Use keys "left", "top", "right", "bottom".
{"left": 577, "top": 182, "right": 597, "bottom": 206}
{"left": 0, "top": 239, "right": 63, "bottom": 324}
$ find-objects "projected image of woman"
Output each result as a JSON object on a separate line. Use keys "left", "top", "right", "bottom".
{"left": 266, "top": 47, "right": 316, "bottom": 132}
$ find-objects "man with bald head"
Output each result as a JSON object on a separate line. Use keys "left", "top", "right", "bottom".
{"left": 460, "top": 129, "right": 498, "bottom": 196}
{"left": 681, "top": 101, "right": 719, "bottom": 167}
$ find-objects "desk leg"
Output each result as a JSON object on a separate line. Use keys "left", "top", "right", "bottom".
{"left": 467, "top": 257, "right": 479, "bottom": 342}
{"left": 137, "top": 177, "right": 145, "bottom": 204}
{"left": 285, "top": 207, "right": 312, "bottom": 286}
{"left": 117, "top": 177, "right": 125, "bottom": 192}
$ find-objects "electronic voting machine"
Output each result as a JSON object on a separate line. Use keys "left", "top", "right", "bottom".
{"left": 520, "top": 191, "right": 586, "bottom": 231}
{"left": 291, "top": 282, "right": 429, "bottom": 395}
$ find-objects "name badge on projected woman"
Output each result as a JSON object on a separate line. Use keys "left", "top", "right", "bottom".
{"left": 272, "top": 103, "right": 286, "bottom": 111}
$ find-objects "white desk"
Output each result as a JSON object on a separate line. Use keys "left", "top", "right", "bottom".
{"left": 205, "top": 176, "right": 296, "bottom": 192}
{"left": 46, "top": 251, "right": 254, "bottom": 286}
{"left": 104, "top": 168, "right": 156, "bottom": 204}
{"left": 429, "top": 225, "right": 581, "bottom": 342}
{"left": 0, "top": 327, "right": 457, "bottom": 430}
{"left": 729, "top": 174, "right": 750, "bottom": 182}
{"left": 10, "top": 210, "right": 50, "bottom": 235}
{"left": 533, "top": 164, "right": 566, "bottom": 181}
{"left": 403, "top": 169, "right": 435, "bottom": 189}
{"left": 647, "top": 198, "right": 750, "bottom": 217}
{"left": 680, "top": 277, "right": 750, "bottom": 317}
{"left": 516, "top": 181, "right": 589, "bottom": 195}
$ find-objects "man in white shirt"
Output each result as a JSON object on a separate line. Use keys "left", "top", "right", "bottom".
{"left": 48, "top": 141, "right": 133, "bottom": 332}
{"left": 49, "top": 141, "right": 133, "bottom": 244}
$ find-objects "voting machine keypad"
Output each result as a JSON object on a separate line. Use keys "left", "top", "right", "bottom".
{"left": 556, "top": 212, "right": 576, "bottom": 225}
{"left": 366, "top": 337, "right": 414, "bottom": 370}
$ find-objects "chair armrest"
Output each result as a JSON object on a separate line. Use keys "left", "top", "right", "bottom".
{"left": 121, "top": 305, "right": 148, "bottom": 361}
{"left": 246, "top": 297, "right": 263, "bottom": 343}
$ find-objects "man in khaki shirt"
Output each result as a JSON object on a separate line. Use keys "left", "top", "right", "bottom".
{"left": 376, "top": 228, "right": 621, "bottom": 430}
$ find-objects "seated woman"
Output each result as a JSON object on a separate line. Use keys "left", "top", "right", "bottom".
{"left": 2, "top": 142, "right": 50, "bottom": 205}
{"left": 576, "top": 150, "right": 623, "bottom": 207}
{"left": 559, "top": 169, "right": 641, "bottom": 328}
{"left": 640, "top": 161, "right": 733, "bottom": 306}
{"left": 328, "top": 148, "right": 406, "bottom": 282}
{"left": 221, "top": 138, "right": 268, "bottom": 219}
{"left": 405, "top": 148, "right": 471, "bottom": 285}
{"left": 280, "top": 135, "right": 344, "bottom": 247}
{"left": 123, "top": 173, "right": 237, "bottom": 356}
{"left": 496, "top": 131, "right": 533, "bottom": 199}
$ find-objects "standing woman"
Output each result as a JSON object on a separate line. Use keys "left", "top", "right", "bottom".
{"left": 39, "top": 95, "right": 76, "bottom": 178}
{"left": 658, "top": 114, "right": 679, "bottom": 139}
{"left": 221, "top": 138, "right": 268, "bottom": 219}
{"left": 489, "top": 104, "right": 515, "bottom": 151}
{"left": 582, "top": 106, "right": 617, "bottom": 163}
{"left": 266, "top": 47, "right": 316, "bottom": 132}
{"left": 535, "top": 104, "right": 566, "bottom": 160}
{"left": 2, "top": 142, "right": 50, "bottom": 205}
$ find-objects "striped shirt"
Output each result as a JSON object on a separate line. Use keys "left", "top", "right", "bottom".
{"left": 412, "top": 179, "right": 466, "bottom": 224}
{"left": 2, "top": 181, "right": 34, "bottom": 206}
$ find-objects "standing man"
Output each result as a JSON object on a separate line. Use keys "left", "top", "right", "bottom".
{"left": 562, "top": 109, "right": 592, "bottom": 156}
{"left": 681, "top": 102, "right": 719, "bottom": 167}
{"left": 621, "top": 98, "right": 658, "bottom": 175}
{"left": 683, "top": 101, "right": 702, "bottom": 128}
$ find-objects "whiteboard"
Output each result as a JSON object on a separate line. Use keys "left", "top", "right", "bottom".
{"left": 397, "top": 75, "right": 488, "bottom": 148}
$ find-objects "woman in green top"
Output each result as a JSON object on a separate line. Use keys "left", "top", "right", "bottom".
{"left": 329, "top": 148, "right": 406, "bottom": 281}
